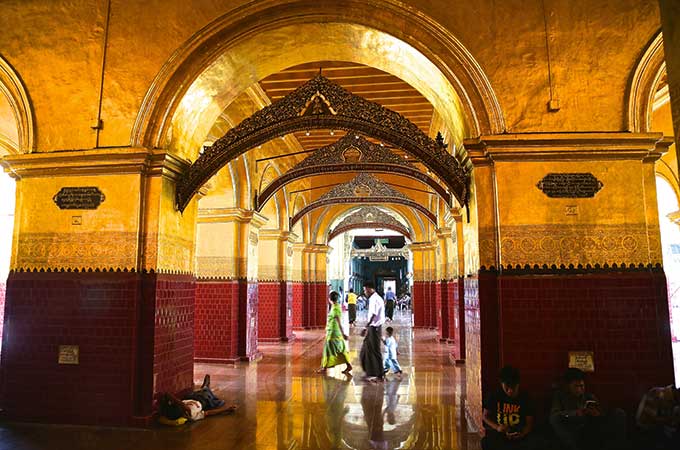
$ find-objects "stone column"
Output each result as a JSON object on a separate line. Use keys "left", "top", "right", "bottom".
{"left": 257, "top": 230, "right": 296, "bottom": 342}
{"left": 411, "top": 242, "right": 435, "bottom": 328}
{"left": 0, "top": 148, "right": 197, "bottom": 426}
{"left": 194, "top": 208, "right": 267, "bottom": 363}
{"left": 436, "top": 227, "right": 453, "bottom": 342}
{"left": 659, "top": 0, "right": 680, "bottom": 178}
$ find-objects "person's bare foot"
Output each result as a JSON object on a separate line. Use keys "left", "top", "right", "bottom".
{"left": 202, "top": 374, "right": 210, "bottom": 388}
{"left": 342, "top": 365, "right": 352, "bottom": 374}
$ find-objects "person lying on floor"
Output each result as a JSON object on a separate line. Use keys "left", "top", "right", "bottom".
{"left": 158, "top": 374, "right": 237, "bottom": 422}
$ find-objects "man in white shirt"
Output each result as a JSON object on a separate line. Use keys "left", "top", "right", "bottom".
{"left": 360, "top": 281, "right": 385, "bottom": 381}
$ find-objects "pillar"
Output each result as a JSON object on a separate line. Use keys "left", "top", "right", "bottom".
{"left": 411, "top": 242, "right": 436, "bottom": 328}
{"left": 257, "top": 230, "right": 296, "bottom": 342}
{"left": 194, "top": 208, "right": 267, "bottom": 363}
{"left": 463, "top": 133, "right": 675, "bottom": 430}
{"left": 0, "top": 149, "right": 197, "bottom": 426}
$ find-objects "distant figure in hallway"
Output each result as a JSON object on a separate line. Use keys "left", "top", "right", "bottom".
{"left": 382, "top": 326, "right": 403, "bottom": 379}
{"left": 550, "top": 368, "right": 627, "bottom": 450}
{"left": 482, "top": 366, "right": 542, "bottom": 450}
{"left": 360, "top": 281, "right": 385, "bottom": 382}
{"left": 347, "top": 288, "right": 358, "bottom": 326}
{"left": 636, "top": 383, "right": 680, "bottom": 449}
{"left": 318, "top": 291, "right": 352, "bottom": 374}
{"left": 385, "top": 287, "right": 396, "bottom": 321}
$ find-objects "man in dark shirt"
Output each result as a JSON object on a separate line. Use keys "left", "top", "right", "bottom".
{"left": 550, "top": 368, "right": 626, "bottom": 450}
{"left": 482, "top": 366, "right": 542, "bottom": 450}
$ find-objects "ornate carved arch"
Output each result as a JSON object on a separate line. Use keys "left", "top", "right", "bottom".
{"left": 256, "top": 134, "right": 450, "bottom": 210}
{"left": 289, "top": 173, "right": 437, "bottom": 228}
{"left": 327, "top": 206, "right": 412, "bottom": 241}
{"left": 176, "top": 75, "right": 468, "bottom": 212}
{"left": 132, "top": 0, "right": 505, "bottom": 149}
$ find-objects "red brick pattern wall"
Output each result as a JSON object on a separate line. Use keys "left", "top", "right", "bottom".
{"left": 1, "top": 272, "right": 143, "bottom": 425}
{"left": 150, "top": 275, "right": 195, "bottom": 405}
{"left": 497, "top": 270, "right": 674, "bottom": 414}
{"left": 314, "top": 283, "right": 328, "bottom": 328}
{"left": 429, "top": 281, "right": 438, "bottom": 329}
{"left": 259, "top": 282, "right": 283, "bottom": 341}
{"left": 435, "top": 281, "right": 443, "bottom": 335}
{"left": 292, "top": 282, "right": 304, "bottom": 329}
{"left": 465, "top": 269, "right": 675, "bottom": 430}
{"left": 258, "top": 281, "right": 293, "bottom": 342}
{"left": 194, "top": 280, "right": 240, "bottom": 363}
{"left": 439, "top": 280, "right": 450, "bottom": 341}
{"left": 413, "top": 281, "right": 426, "bottom": 327}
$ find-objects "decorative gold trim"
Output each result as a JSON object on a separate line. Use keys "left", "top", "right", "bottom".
{"left": 0, "top": 147, "right": 189, "bottom": 180}
{"left": 464, "top": 132, "right": 671, "bottom": 163}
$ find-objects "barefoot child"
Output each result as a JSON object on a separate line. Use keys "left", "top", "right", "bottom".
{"left": 383, "top": 327, "right": 403, "bottom": 378}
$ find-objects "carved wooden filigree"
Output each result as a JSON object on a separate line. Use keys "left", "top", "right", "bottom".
{"left": 256, "top": 134, "right": 450, "bottom": 210}
{"left": 289, "top": 173, "right": 436, "bottom": 228}
{"left": 176, "top": 75, "right": 468, "bottom": 212}
{"left": 328, "top": 206, "right": 412, "bottom": 241}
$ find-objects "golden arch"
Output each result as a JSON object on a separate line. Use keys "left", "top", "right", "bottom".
{"left": 132, "top": 0, "right": 505, "bottom": 151}
{"left": 0, "top": 55, "right": 34, "bottom": 153}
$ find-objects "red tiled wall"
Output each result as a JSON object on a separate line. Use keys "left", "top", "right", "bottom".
{"left": 413, "top": 281, "right": 426, "bottom": 328}
{"left": 497, "top": 270, "right": 674, "bottom": 415}
{"left": 292, "top": 282, "right": 304, "bottom": 330}
{"left": 194, "top": 280, "right": 240, "bottom": 363}
{"left": 429, "top": 281, "right": 438, "bottom": 329}
{"left": 435, "top": 281, "right": 443, "bottom": 335}
{"left": 0, "top": 271, "right": 195, "bottom": 425}
{"left": 148, "top": 275, "right": 195, "bottom": 407}
{"left": 465, "top": 269, "right": 675, "bottom": 430}
{"left": 439, "top": 280, "right": 450, "bottom": 341}
{"left": 314, "top": 282, "right": 328, "bottom": 328}
{"left": 258, "top": 281, "right": 293, "bottom": 342}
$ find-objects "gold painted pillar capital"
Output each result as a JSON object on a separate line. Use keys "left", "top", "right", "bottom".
{"left": 258, "top": 229, "right": 297, "bottom": 281}
{"left": 3, "top": 147, "right": 196, "bottom": 273}
{"left": 195, "top": 207, "right": 267, "bottom": 279}
{"left": 410, "top": 242, "right": 437, "bottom": 281}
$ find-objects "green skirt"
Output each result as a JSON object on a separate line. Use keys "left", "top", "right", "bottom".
{"left": 322, "top": 336, "right": 350, "bottom": 368}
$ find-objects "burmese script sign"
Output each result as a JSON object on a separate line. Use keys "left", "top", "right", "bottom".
{"left": 58, "top": 345, "right": 79, "bottom": 365}
{"left": 568, "top": 351, "right": 595, "bottom": 372}
{"left": 53, "top": 187, "right": 105, "bottom": 209}
{"left": 536, "top": 173, "right": 603, "bottom": 198}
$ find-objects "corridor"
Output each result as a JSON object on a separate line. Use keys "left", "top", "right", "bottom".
{"left": 0, "top": 311, "right": 478, "bottom": 450}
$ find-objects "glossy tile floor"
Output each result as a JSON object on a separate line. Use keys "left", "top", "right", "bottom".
{"left": 0, "top": 310, "right": 480, "bottom": 449}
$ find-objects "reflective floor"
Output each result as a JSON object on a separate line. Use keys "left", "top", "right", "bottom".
{"left": 0, "top": 310, "right": 480, "bottom": 450}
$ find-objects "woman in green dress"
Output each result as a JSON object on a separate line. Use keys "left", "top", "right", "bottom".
{"left": 318, "top": 291, "right": 352, "bottom": 374}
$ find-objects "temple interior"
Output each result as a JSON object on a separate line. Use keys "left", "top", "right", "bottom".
{"left": 0, "top": 1, "right": 680, "bottom": 449}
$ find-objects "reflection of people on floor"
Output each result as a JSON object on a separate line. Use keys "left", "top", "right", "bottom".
{"left": 481, "top": 366, "right": 543, "bottom": 450}
{"left": 550, "top": 368, "right": 627, "bottom": 450}
{"left": 384, "top": 378, "right": 402, "bottom": 425}
{"left": 362, "top": 381, "right": 387, "bottom": 449}
{"left": 382, "top": 326, "right": 403, "bottom": 379}
{"left": 385, "top": 287, "right": 396, "bottom": 321}
{"left": 360, "top": 281, "right": 386, "bottom": 381}
{"left": 347, "top": 288, "right": 358, "bottom": 325}
{"left": 318, "top": 291, "right": 352, "bottom": 374}
{"left": 323, "top": 375, "right": 351, "bottom": 448}
{"left": 158, "top": 375, "right": 237, "bottom": 423}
